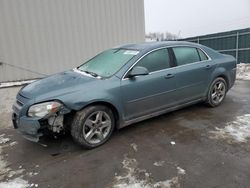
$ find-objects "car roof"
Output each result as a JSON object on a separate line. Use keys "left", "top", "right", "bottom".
{"left": 117, "top": 41, "right": 202, "bottom": 52}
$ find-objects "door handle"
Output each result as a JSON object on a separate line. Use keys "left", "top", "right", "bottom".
{"left": 164, "top": 73, "right": 174, "bottom": 79}
{"left": 205, "top": 65, "right": 212, "bottom": 69}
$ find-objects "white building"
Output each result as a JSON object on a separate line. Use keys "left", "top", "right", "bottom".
{"left": 0, "top": 0, "right": 145, "bottom": 82}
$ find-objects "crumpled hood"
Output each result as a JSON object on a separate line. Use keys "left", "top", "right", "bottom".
{"left": 20, "top": 70, "right": 97, "bottom": 100}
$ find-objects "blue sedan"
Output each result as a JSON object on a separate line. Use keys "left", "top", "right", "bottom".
{"left": 12, "top": 41, "right": 237, "bottom": 148}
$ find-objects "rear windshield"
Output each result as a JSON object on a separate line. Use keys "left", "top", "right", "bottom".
{"left": 78, "top": 49, "right": 139, "bottom": 77}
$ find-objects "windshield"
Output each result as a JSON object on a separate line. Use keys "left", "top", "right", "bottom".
{"left": 77, "top": 49, "right": 139, "bottom": 77}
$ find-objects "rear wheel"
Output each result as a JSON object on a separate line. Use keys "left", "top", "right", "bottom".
{"left": 207, "top": 77, "right": 227, "bottom": 107}
{"left": 71, "top": 105, "right": 115, "bottom": 149}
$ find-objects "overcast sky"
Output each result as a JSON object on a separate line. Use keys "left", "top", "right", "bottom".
{"left": 144, "top": 0, "right": 250, "bottom": 38}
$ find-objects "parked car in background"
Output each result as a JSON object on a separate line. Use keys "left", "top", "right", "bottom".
{"left": 12, "top": 41, "right": 236, "bottom": 149}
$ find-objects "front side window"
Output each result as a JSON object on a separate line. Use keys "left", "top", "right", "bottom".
{"left": 173, "top": 47, "right": 200, "bottom": 66}
{"left": 135, "top": 48, "right": 170, "bottom": 72}
{"left": 78, "top": 49, "right": 139, "bottom": 77}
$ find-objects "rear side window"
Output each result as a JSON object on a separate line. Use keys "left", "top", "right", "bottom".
{"left": 173, "top": 47, "right": 200, "bottom": 66}
{"left": 136, "top": 48, "right": 170, "bottom": 72}
{"left": 197, "top": 48, "right": 208, "bottom": 61}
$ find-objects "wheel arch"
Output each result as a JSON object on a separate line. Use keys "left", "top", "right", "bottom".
{"left": 213, "top": 74, "right": 229, "bottom": 91}
{"left": 81, "top": 101, "right": 121, "bottom": 129}
{"left": 206, "top": 75, "right": 228, "bottom": 107}
{"left": 219, "top": 75, "right": 229, "bottom": 88}
{"left": 204, "top": 72, "right": 229, "bottom": 100}
{"left": 210, "top": 66, "right": 230, "bottom": 91}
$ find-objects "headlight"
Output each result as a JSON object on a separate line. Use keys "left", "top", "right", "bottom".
{"left": 28, "top": 101, "right": 62, "bottom": 118}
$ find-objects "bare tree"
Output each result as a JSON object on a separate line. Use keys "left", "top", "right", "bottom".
{"left": 146, "top": 31, "right": 179, "bottom": 41}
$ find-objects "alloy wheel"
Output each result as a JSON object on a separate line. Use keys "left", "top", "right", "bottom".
{"left": 83, "top": 111, "right": 112, "bottom": 144}
{"left": 211, "top": 81, "right": 226, "bottom": 105}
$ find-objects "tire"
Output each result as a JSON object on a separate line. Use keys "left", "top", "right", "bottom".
{"left": 207, "top": 77, "right": 227, "bottom": 107}
{"left": 71, "top": 105, "right": 115, "bottom": 149}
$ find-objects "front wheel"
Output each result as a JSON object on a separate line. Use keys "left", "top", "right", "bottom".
{"left": 207, "top": 77, "right": 227, "bottom": 107}
{"left": 71, "top": 105, "right": 115, "bottom": 149}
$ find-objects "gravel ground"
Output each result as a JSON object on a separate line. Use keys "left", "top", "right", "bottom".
{"left": 0, "top": 80, "right": 250, "bottom": 188}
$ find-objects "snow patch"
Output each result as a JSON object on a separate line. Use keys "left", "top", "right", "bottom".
{"left": 0, "top": 134, "right": 10, "bottom": 144}
{"left": 0, "top": 177, "right": 29, "bottom": 188}
{"left": 170, "top": 141, "right": 175, "bottom": 145}
{"left": 153, "top": 161, "right": 165, "bottom": 167}
{"left": 210, "top": 114, "right": 250, "bottom": 143}
{"left": 0, "top": 135, "right": 12, "bottom": 180}
{"left": 28, "top": 172, "right": 39, "bottom": 177}
{"left": 176, "top": 167, "right": 186, "bottom": 175}
{"left": 0, "top": 134, "right": 30, "bottom": 187}
{"left": 7, "top": 169, "right": 25, "bottom": 178}
{"left": 236, "top": 63, "right": 250, "bottom": 81}
{"left": 112, "top": 156, "right": 148, "bottom": 188}
{"left": 0, "top": 79, "right": 36, "bottom": 88}
{"left": 153, "top": 177, "right": 179, "bottom": 188}
{"left": 9, "top": 142, "right": 17, "bottom": 147}
{"left": 0, "top": 146, "right": 11, "bottom": 180}
{"left": 112, "top": 155, "right": 185, "bottom": 188}
{"left": 130, "top": 143, "right": 138, "bottom": 152}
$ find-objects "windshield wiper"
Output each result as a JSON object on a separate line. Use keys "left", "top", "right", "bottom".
{"left": 82, "top": 70, "right": 99, "bottom": 77}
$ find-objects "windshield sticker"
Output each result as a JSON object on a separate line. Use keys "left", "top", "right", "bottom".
{"left": 123, "top": 50, "right": 139, "bottom": 55}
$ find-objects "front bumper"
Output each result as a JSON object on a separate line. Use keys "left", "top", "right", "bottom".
{"left": 12, "top": 113, "right": 42, "bottom": 142}
{"left": 12, "top": 92, "right": 71, "bottom": 142}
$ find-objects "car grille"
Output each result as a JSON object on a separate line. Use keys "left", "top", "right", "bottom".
{"left": 16, "top": 99, "right": 23, "bottom": 107}
{"left": 12, "top": 99, "right": 23, "bottom": 115}
{"left": 13, "top": 93, "right": 29, "bottom": 115}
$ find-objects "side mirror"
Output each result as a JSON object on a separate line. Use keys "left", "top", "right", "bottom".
{"left": 128, "top": 66, "right": 149, "bottom": 78}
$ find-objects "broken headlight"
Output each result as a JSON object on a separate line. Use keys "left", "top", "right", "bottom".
{"left": 28, "top": 101, "right": 62, "bottom": 118}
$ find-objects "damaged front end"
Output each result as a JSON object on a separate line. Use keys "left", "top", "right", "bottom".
{"left": 12, "top": 94, "right": 71, "bottom": 142}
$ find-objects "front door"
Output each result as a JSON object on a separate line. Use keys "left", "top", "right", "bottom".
{"left": 121, "top": 48, "right": 177, "bottom": 121}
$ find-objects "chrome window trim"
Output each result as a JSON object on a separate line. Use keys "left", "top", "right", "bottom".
{"left": 122, "top": 45, "right": 212, "bottom": 80}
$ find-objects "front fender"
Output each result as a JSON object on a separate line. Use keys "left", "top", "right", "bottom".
{"left": 56, "top": 88, "right": 125, "bottom": 126}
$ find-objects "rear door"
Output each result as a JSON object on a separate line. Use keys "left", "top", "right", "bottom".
{"left": 171, "top": 46, "right": 215, "bottom": 104}
{"left": 121, "top": 48, "right": 177, "bottom": 121}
